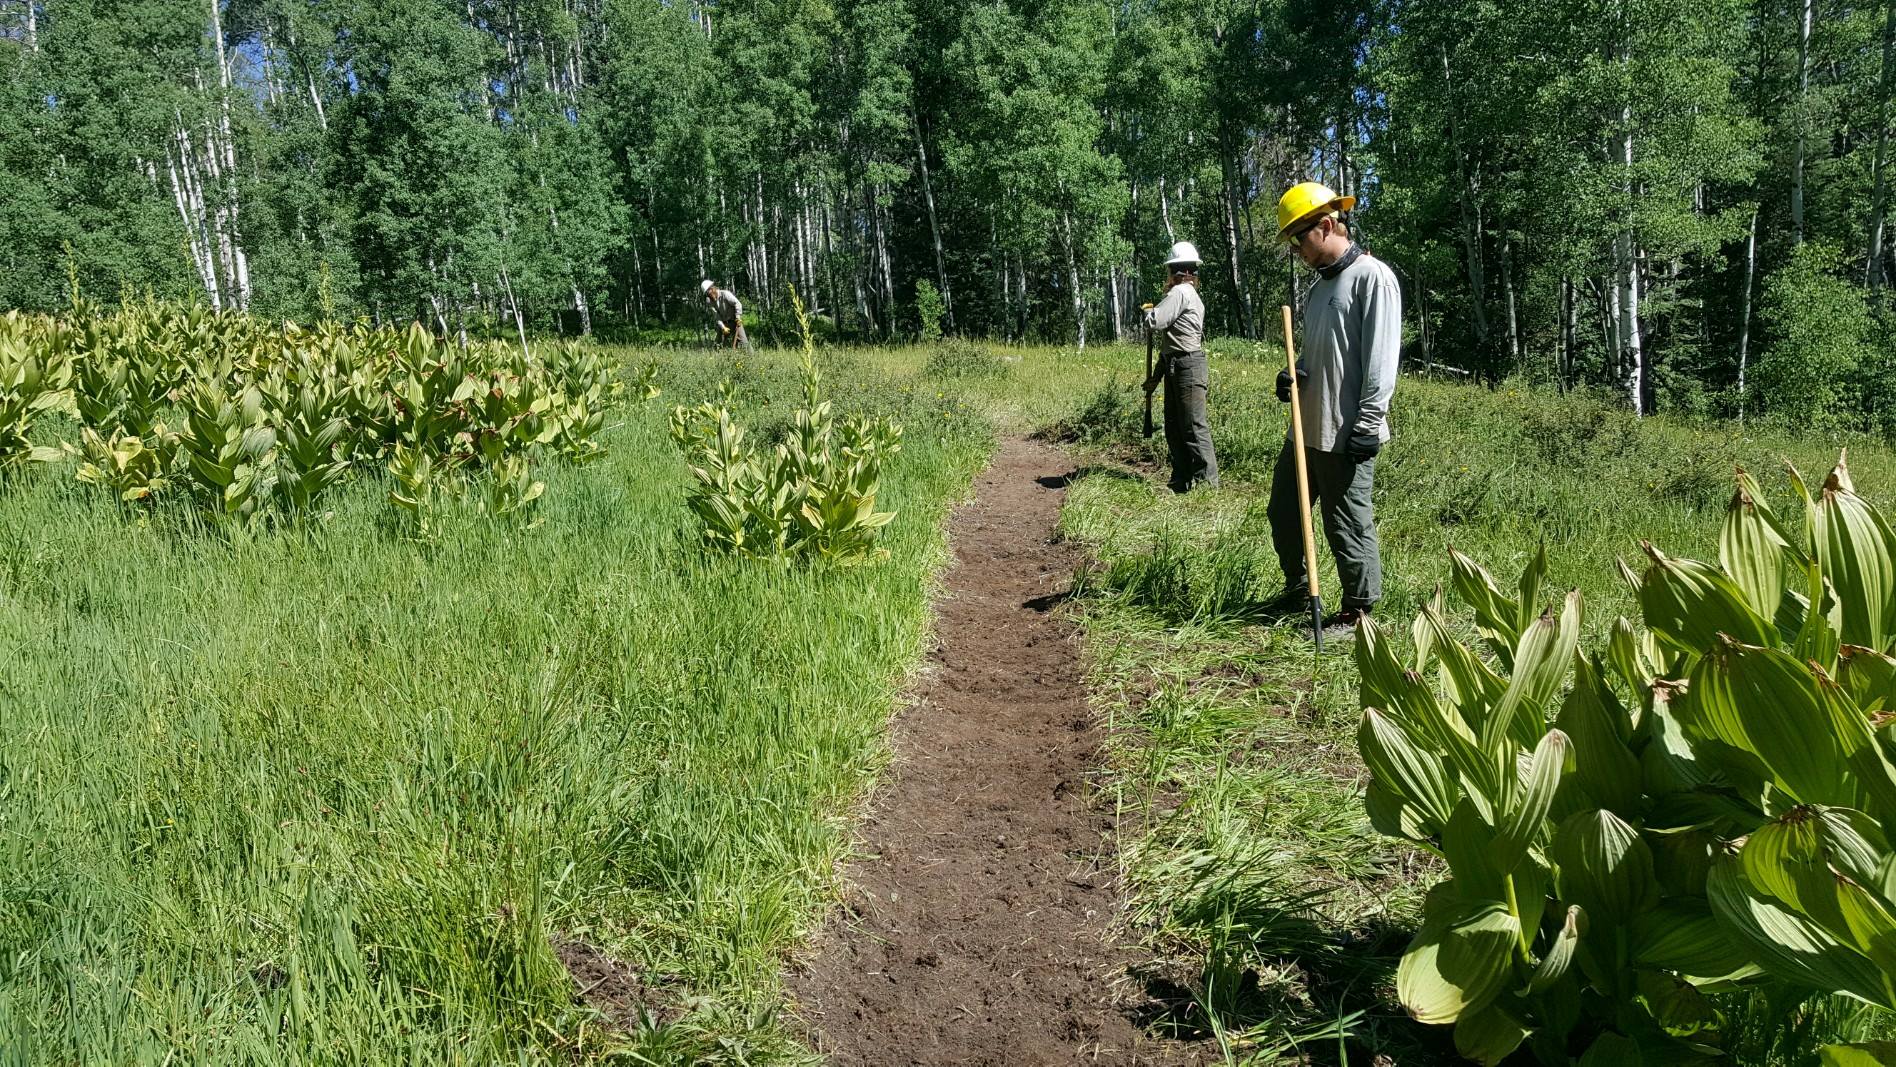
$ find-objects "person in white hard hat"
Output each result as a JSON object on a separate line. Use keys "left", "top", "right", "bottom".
{"left": 700, "top": 279, "right": 751, "bottom": 352}
{"left": 1142, "top": 241, "right": 1218, "bottom": 492}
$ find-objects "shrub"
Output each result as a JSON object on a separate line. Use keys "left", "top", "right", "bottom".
{"left": 1357, "top": 454, "right": 1896, "bottom": 1063}
{"left": 923, "top": 336, "right": 1008, "bottom": 380}
{"left": 668, "top": 288, "right": 904, "bottom": 564}
{"left": 915, "top": 279, "right": 946, "bottom": 343}
{"left": 1754, "top": 243, "right": 1877, "bottom": 434}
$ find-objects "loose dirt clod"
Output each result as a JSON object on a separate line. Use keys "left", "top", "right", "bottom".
{"left": 789, "top": 437, "right": 1199, "bottom": 1066}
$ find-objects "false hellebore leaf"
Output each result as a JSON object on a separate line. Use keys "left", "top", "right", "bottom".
{"left": 1815, "top": 454, "right": 1896, "bottom": 652}
{"left": 1493, "top": 728, "right": 1570, "bottom": 870}
{"left": 1397, "top": 893, "right": 1522, "bottom": 1025}
{"left": 1359, "top": 707, "right": 1458, "bottom": 838}
{"left": 1721, "top": 467, "right": 1793, "bottom": 621}
{"left": 1683, "top": 641, "right": 1855, "bottom": 808}
{"left": 1709, "top": 853, "right": 1896, "bottom": 1008}
{"left": 1483, "top": 591, "right": 1582, "bottom": 753}
{"left": 1639, "top": 543, "right": 1778, "bottom": 657}
{"left": 1453, "top": 1001, "right": 1532, "bottom": 1066}
{"left": 1552, "top": 809, "right": 1658, "bottom": 927}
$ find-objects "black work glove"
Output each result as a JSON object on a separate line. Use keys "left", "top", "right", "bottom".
{"left": 1347, "top": 426, "right": 1383, "bottom": 461}
{"left": 1275, "top": 368, "right": 1308, "bottom": 403}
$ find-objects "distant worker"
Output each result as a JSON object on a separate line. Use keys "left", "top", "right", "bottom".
{"left": 700, "top": 279, "right": 752, "bottom": 352}
{"left": 1268, "top": 181, "right": 1399, "bottom": 635}
{"left": 1142, "top": 241, "right": 1218, "bottom": 493}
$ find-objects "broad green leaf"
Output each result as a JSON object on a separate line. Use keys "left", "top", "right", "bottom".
{"left": 1640, "top": 686, "right": 1713, "bottom": 796}
{"left": 1722, "top": 469, "right": 1792, "bottom": 621}
{"left": 1796, "top": 558, "right": 1846, "bottom": 672}
{"left": 1454, "top": 1002, "right": 1530, "bottom": 1066}
{"left": 1630, "top": 900, "right": 1755, "bottom": 980}
{"left": 1483, "top": 591, "right": 1583, "bottom": 753}
{"left": 1579, "top": 1033, "right": 1643, "bottom": 1067}
{"left": 1366, "top": 777, "right": 1435, "bottom": 841}
{"left": 1495, "top": 728, "right": 1569, "bottom": 869}
{"left": 1814, "top": 455, "right": 1896, "bottom": 651}
{"left": 1634, "top": 970, "right": 1722, "bottom": 1036}
{"left": 1552, "top": 809, "right": 1658, "bottom": 926}
{"left": 1397, "top": 895, "right": 1522, "bottom": 1024}
{"left": 1554, "top": 656, "right": 1642, "bottom": 816}
{"left": 1608, "top": 616, "right": 1655, "bottom": 716}
{"left": 1526, "top": 904, "right": 1585, "bottom": 993}
{"left": 1356, "top": 614, "right": 1410, "bottom": 711}
{"left": 1683, "top": 642, "right": 1853, "bottom": 807}
{"left": 1837, "top": 877, "right": 1896, "bottom": 979}
{"left": 1639, "top": 543, "right": 1778, "bottom": 655}
{"left": 1517, "top": 543, "right": 1549, "bottom": 637}
{"left": 1823, "top": 1041, "right": 1896, "bottom": 1066}
{"left": 1708, "top": 855, "right": 1893, "bottom": 1007}
{"left": 1449, "top": 547, "right": 1523, "bottom": 664}
{"left": 1360, "top": 708, "right": 1459, "bottom": 838}
{"left": 1839, "top": 645, "right": 1896, "bottom": 713}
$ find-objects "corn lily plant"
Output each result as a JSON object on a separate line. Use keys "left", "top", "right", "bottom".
{"left": 1358, "top": 454, "right": 1896, "bottom": 1065}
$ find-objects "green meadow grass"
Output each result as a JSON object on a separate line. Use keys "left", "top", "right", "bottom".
{"left": 7, "top": 329, "right": 1894, "bottom": 1064}
{"left": 1041, "top": 342, "right": 1896, "bottom": 1063}
{"left": 0, "top": 345, "right": 987, "bottom": 1064}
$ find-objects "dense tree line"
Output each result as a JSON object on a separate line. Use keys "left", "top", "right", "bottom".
{"left": 0, "top": 0, "right": 1891, "bottom": 428}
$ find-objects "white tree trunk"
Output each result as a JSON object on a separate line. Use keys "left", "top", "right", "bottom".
{"left": 1793, "top": 0, "right": 1814, "bottom": 244}
{"left": 1738, "top": 207, "right": 1758, "bottom": 419}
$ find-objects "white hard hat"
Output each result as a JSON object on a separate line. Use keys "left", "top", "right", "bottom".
{"left": 700, "top": 279, "right": 716, "bottom": 294}
{"left": 1164, "top": 241, "right": 1202, "bottom": 267}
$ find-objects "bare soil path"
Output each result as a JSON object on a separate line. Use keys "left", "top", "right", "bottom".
{"left": 788, "top": 438, "right": 1198, "bottom": 1066}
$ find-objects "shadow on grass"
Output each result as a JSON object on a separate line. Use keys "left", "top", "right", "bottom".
{"left": 1125, "top": 879, "right": 1453, "bottom": 1064}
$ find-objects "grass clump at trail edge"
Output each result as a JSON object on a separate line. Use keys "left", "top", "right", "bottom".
{"left": 0, "top": 343, "right": 989, "bottom": 1064}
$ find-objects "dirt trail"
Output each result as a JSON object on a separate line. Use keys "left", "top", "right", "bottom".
{"left": 789, "top": 438, "right": 1197, "bottom": 1066}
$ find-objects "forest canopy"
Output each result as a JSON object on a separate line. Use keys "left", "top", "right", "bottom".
{"left": 0, "top": 0, "right": 1891, "bottom": 428}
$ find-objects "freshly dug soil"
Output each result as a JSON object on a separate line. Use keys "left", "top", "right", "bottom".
{"left": 788, "top": 438, "right": 1199, "bottom": 1066}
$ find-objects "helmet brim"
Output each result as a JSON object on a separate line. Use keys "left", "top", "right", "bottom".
{"left": 1276, "top": 195, "right": 1358, "bottom": 240}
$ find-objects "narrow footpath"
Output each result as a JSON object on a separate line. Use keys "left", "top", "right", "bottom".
{"left": 789, "top": 438, "right": 1198, "bottom": 1066}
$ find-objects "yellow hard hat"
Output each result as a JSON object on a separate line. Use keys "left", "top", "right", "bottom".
{"left": 1275, "top": 182, "right": 1356, "bottom": 242}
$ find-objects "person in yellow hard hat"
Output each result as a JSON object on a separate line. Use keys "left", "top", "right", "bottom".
{"left": 1266, "top": 182, "right": 1400, "bottom": 637}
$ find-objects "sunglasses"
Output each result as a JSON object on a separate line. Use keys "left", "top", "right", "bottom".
{"left": 1285, "top": 219, "right": 1325, "bottom": 246}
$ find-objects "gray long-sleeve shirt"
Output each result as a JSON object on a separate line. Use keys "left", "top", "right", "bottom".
{"left": 1144, "top": 281, "right": 1205, "bottom": 353}
{"left": 708, "top": 289, "right": 743, "bottom": 327}
{"left": 1295, "top": 249, "right": 1400, "bottom": 452}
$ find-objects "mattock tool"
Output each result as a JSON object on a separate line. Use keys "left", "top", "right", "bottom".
{"left": 1280, "top": 304, "right": 1324, "bottom": 651}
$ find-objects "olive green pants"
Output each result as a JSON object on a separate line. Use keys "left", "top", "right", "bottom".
{"left": 1162, "top": 350, "right": 1218, "bottom": 492}
{"left": 1268, "top": 439, "right": 1382, "bottom": 609}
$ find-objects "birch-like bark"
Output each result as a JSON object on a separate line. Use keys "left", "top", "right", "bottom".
{"left": 1793, "top": 0, "right": 1814, "bottom": 244}
{"left": 1157, "top": 175, "right": 1176, "bottom": 243}
{"left": 914, "top": 117, "right": 954, "bottom": 332}
{"left": 1500, "top": 235, "right": 1520, "bottom": 367}
{"left": 1615, "top": 20, "right": 1646, "bottom": 415}
{"left": 1738, "top": 207, "right": 1759, "bottom": 419}
{"left": 1060, "top": 208, "right": 1086, "bottom": 351}
{"left": 1867, "top": 0, "right": 1894, "bottom": 306}
{"left": 1218, "top": 135, "right": 1254, "bottom": 338}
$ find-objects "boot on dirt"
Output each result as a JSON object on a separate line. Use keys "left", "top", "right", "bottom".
{"left": 1320, "top": 605, "right": 1372, "bottom": 640}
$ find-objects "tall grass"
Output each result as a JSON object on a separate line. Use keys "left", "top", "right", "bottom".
{"left": 0, "top": 345, "right": 987, "bottom": 1063}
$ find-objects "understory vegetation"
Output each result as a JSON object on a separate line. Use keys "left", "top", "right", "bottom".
{"left": 0, "top": 337, "right": 987, "bottom": 1063}
{"left": 1049, "top": 349, "right": 1896, "bottom": 1063}
{"left": 10, "top": 328, "right": 1896, "bottom": 1064}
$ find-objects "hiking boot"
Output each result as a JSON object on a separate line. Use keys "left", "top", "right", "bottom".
{"left": 1321, "top": 606, "right": 1373, "bottom": 640}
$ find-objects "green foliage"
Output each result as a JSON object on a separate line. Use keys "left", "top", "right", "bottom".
{"left": 1755, "top": 243, "right": 1880, "bottom": 433}
{"left": 923, "top": 337, "right": 1008, "bottom": 381}
{"left": 668, "top": 291, "right": 903, "bottom": 563}
{"left": 1359, "top": 451, "right": 1896, "bottom": 1062}
{"left": 915, "top": 279, "right": 946, "bottom": 342}
{"left": 1, "top": 304, "right": 620, "bottom": 530}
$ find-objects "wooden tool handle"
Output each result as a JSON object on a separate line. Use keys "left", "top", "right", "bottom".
{"left": 1281, "top": 305, "right": 1321, "bottom": 602}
